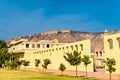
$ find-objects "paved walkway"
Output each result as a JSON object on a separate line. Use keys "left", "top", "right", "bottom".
{"left": 25, "top": 68, "right": 120, "bottom": 80}
{"left": 42, "top": 69, "right": 120, "bottom": 80}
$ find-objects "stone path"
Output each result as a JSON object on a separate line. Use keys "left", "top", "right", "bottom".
{"left": 25, "top": 68, "right": 120, "bottom": 80}
{"left": 45, "top": 69, "right": 120, "bottom": 80}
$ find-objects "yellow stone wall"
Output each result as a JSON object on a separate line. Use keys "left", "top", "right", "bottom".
{"left": 104, "top": 33, "right": 120, "bottom": 74}
{"left": 9, "top": 39, "right": 93, "bottom": 72}
{"left": 22, "top": 40, "right": 93, "bottom": 72}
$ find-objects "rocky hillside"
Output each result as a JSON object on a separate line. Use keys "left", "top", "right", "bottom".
{"left": 7, "top": 30, "right": 104, "bottom": 52}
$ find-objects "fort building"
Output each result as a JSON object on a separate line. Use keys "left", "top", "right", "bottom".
{"left": 8, "top": 30, "right": 120, "bottom": 74}
{"left": 8, "top": 38, "right": 93, "bottom": 72}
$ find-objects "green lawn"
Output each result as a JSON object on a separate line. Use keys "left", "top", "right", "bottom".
{"left": 0, "top": 69, "right": 94, "bottom": 80}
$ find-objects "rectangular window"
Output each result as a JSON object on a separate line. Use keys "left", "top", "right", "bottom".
{"left": 26, "top": 44, "right": 29, "bottom": 48}
{"left": 46, "top": 44, "right": 50, "bottom": 48}
{"left": 43, "top": 44, "right": 45, "bottom": 48}
{"left": 32, "top": 44, "right": 35, "bottom": 48}
{"left": 37, "top": 44, "right": 40, "bottom": 48}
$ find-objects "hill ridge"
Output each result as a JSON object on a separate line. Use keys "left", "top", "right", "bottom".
{"left": 7, "top": 30, "right": 107, "bottom": 52}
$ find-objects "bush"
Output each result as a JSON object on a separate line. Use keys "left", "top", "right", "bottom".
{"left": 59, "top": 63, "right": 66, "bottom": 75}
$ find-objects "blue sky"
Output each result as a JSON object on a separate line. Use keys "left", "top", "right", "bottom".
{"left": 0, "top": 0, "right": 120, "bottom": 40}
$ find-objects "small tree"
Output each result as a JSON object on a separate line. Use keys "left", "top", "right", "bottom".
{"left": 10, "top": 60, "right": 18, "bottom": 69}
{"left": 10, "top": 58, "right": 22, "bottom": 69}
{"left": 64, "top": 51, "right": 81, "bottom": 77}
{"left": 17, "top": 60, "right": 23, "bottom": 69}
{"left": 42, "top": 59, "right": 51, "bottom": 72}
{"left": 4, "top": 60, "right": 11, "bottom": 68}
{"left": 104, "top": 58, "right": 116, "bottom": 80}
{"left": 0, "top": 40, "right": 9, "bottom": 68}
{"left": 0, "top": 48, "right": 10, "bottom": 67}
{"left": 15, "top": 58, "right": 22, "bottom": 69}
{"left": 42, "top": 64, "right": 46, "bottom": 72}
{"left": 0, "top": 40, "right": 7, "bottom": 49}
{"left": 59, "top": 63, "right": 66, "bottom": 75}
{"left": 22, "top": 60, "right": 30, "bottom": 69}
{"left": 35, "top": 59, "right": 40, "bottom": 71}
{"left": 82, "top": 55, "right": 91, "bottom": 77}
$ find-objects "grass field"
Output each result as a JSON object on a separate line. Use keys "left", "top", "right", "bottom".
{"left": 0, "top": 69, "right": 94, "bottom": 80}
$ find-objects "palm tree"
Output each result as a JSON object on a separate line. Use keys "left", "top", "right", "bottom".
{"left": 64, "top": 51, "right": 81, "bottom": 77}
{"left": 82, "top": 55, "right": 91, "bottom": 77}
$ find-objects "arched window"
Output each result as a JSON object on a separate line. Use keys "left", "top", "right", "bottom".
{"left": 71, "top": 46, "right": 73, "bottom": 50}
{"left": 52, "top": 49, "right": 54, "bottom": 51}
{"left": 75, "top": 45, "right": 78, "bottom": 50}
{"left": 59, "top": 48, "right": 61, "bottom": 50}
{"left": 117, "top": 37, "right": 120, "bottom": 48}
{"left": 108, "top": 39, "right": 113, "bottom": 49}
{"left": 56, "top": 48, "right": 58, "bottom": 51}
{"left": 66, "top": 46, "right": 68, "bottom": 50}
{"left": 96, "top": 52, "right": 98, "bottom": 57}
{"left": 100, "top": 51, "right": 102, "bottom": 57}
{"left": 80, "top": 44, "right": 83, "bottom": 51}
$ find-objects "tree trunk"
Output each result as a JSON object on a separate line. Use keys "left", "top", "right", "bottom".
{"left": 61, "top": 71, "right": 63, "bottom": 76}
{"left": 43, "top": 68, "right": 44, "bottom": 72}
{"left": 76, "top": 65, "right": 77, "bottom": 77}
{"left": 85, "top": 66, "right": 87, "bottom": 77}
{"left": 110, "top": 73, "right": 111, "bottom": 80}
{"left": 24, "top": 66, "right": 25, "bottom": 70}
{"left": 36, "top": 67, "right": 38, "bottom": 71}
{"left": 45, "top": 69, "right": 46, "bottom": 72}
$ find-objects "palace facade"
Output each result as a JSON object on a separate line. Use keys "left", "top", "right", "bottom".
{"left": 7, "top": 30, "right": 120, "bottom": 74}
{"left": 8, "top": 38, "right": 93, "bottom": 72}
